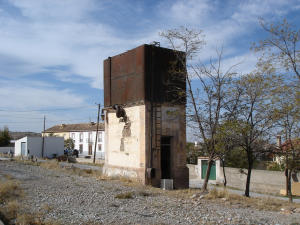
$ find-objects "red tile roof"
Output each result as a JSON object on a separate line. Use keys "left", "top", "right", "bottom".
{"left": 44, "top": 122, "right": 104, "bottom": 133}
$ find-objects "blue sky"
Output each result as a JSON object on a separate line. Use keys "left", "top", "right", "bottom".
{"left": 0, "top": 0, "right": 300, "bottom": 134}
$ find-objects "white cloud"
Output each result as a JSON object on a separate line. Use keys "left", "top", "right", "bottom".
{"left": 0, "top": 0, "right": 299, "bottom": 133}
{"left": 167, "top": 0, "right": 213, "bottom": 24}
{"left": 0, "top": 79, "right": 96, "bottom": 131}
{"left": 8, "top": 0, "right": 98, "bottom": 22}
{"left": 231, "top": 0, "right": 293, "bottom": 23}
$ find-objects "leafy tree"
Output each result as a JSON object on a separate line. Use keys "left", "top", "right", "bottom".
{"left": 186, "top": 142, "right": 200, "bottom": 164}
{"left": 273, "top": 84, "right": 300, "bottom": 202}
{"left": 0, "top": 126, "right": 11, "bottom": 147}
{"left": 64, "top": 138, "right": 74, "bottom": 150}
{"left": 227, "top": 71, "right": 277, "bottom": 197}
{"left": 254, "top": 18, "right": 300, "bottom": 201}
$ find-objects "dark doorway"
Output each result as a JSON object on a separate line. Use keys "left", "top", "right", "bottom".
{"left": 161, "top": 136, "right": 171, "bottom": 179}
{"left": 88, "top": 144, "right": 92, "bottom": 155}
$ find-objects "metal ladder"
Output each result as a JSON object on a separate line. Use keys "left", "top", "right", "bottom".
{"left": 153, "top": 104, "right": 162, "bottom": 151}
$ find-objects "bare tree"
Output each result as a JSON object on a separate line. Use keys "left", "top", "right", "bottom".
{"left": 160, "top": 27, "right": 237, "bottom": 191}
{"left": 254, "top": 18, "right": 300, "bottom": 82}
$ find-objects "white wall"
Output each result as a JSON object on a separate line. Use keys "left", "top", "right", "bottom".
{"left": 70, "top": 131, "right": 105, "bottom": 158}
{"left": 15, "top": 137, "right": 64, "bottom": 158}
{"left": 15, "top": 137, "right": 27, "bottom": 156}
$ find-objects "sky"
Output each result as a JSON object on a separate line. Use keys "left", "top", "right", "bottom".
{"left": 0, "top": 0, "right": 300, "bottom": 135}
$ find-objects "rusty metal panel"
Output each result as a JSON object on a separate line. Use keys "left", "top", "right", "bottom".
{"left": 145, "top": 45, "right": 186, "bottom": 104}
{"left": 103, "top": 44, "right": 186, "bottom": 107}
{"left": 103, "top": 57, "right": 111, "bottom": 107}
{"left": 104, "top": 45, "right": 145, "bottom": 107}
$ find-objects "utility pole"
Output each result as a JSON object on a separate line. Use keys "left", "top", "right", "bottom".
{"left": 93, "top": 104, "right": 101, "bottom": 164}
{"left": 42, "top": 115, "right": 46, "bottom": 158}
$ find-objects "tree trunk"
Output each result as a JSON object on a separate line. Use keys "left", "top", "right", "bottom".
{"left": 202, "top": 159, "right": 213, "bottom": 191}
{"left": 245, "top": 158, "right": 253, "bottom": 197}
{"left": 285, "top": 168, "right": 289, "bottom": 196}
{"left": 221, "top": 159, "right": 227, "bottom": 187}
{"left": 288, "top": 169, "right": 293, "bottom": 203}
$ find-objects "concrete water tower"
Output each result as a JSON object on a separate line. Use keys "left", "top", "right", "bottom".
{"left": 102, "top": 44, "right": 189, "bottom": 189}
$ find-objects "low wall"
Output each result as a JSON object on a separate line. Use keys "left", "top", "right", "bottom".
{"left": 223, "top": 167, "right": 286, "bottom": 194}
{"left": 0, "top": 147, "right": 14, "bottom": 154}
{"left": 188, "top": 164, "right": 300, "bottom": 194}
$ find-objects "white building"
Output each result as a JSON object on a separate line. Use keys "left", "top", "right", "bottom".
{"left": 43, "top": 123, "right": 105, "bottom": 159}
{"left": 15, "top": 136, "right": 64, "bottom": 158}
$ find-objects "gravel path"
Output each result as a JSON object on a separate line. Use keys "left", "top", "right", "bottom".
{"left": 0, "top": 161, "right": 299, "bottom": 225}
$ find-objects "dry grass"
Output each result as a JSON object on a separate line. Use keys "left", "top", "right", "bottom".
{"left": 205, "top": 188, "right": 229, "bottom": 199}
{"left": 16, "top": 213, "right": 61, "bottom": 225}
{"left": 115, "top": 192, "right": 134, "bottom": 199}
{"left": 0, "top": 177, "right": 59, "bottom": 225}
{"left": 162, "top": 188, "right": 200, "bottom": 199}
{"left": 77, "top": 162, "right": 104, "bottom": 168}
{"left": 0, "top": 180, "right": 23, "bottom": 203}
{"left": 138, "top": 191, "right": 152, "bottom": 197}
{"left": 205, "top": 188, "right": 300, "bottom": 211}
{"left": 40, "top": 160, "right": 60, "bottom": 170}
{"left": 2, "top": 200, "right": 20, "bottom": 220}
{"left": 41, "top": 203, "right": 53, "bottom": 213}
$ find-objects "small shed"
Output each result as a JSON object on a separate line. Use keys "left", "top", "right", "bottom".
{"left": 15, "top": 136, "right": 64, "bottom": 158}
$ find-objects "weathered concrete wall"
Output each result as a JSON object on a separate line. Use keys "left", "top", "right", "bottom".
{"left": 292, "top": 182, "right": 300, "bottom": 196}
{"left": 104, "top": 105, "right": 146, "bottom": 183}
{"left": 150, "top": 105, "right": 189, "bottom": 188}
{"left": 188, "top": 164, "right": 300, "bottom": 194}
{"left": 104, "top": 104, "right": 189, "bottom": 188}
{"left": 222, "top": 167, "right": 286, "bottom": 193}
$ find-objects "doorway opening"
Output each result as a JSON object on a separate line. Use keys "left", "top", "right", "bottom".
{"left": 21, "top": 142, "right": 26, "bottom": 156}
{"left": 201, "top": 160, "right": 216, "bottom": 180}
{"left": 88, "top": 144, "right": 92, "bottom": 155}
{"left": 161, "top": 136, "right": 171, "bottom": 179}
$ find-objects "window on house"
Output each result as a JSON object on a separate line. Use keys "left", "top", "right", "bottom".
{"left": 79, "top": 133, "right": 83, "bottom": 142}
{"left": 88, "top": 132, "right": 92, "bottom": 143}
{"left": 98, "top": 144, "right": 102, "bottom": 151}
{"left": 98, "top": 132, "right": 102, "bottom": 142}
{"left": 71, "top": 133, "right": 75, "bottom": 140}
{"left": 79, "top": 144, "right": 83, "bottom": 153}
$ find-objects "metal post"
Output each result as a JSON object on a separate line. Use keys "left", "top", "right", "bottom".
{"left": 42, "top": 115, "right": 45, "bottom": 158}
{"left": 93, "top": 104, "right": 100, "bottom": 164}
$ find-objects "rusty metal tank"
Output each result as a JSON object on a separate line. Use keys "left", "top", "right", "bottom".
{"left": 103, "top": 44, "right": 186, "bottom": 107}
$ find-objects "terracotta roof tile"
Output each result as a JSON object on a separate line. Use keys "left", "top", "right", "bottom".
{"left": 44, "top": 122, "right": 104, "bottom": 133}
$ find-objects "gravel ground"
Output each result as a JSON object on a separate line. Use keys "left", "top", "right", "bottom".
{"left": 0, "top": 161, "right": 299, "bottom": 225}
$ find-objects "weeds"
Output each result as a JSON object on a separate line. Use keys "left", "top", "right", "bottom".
{"left": 115, "top": 192, "right": 134, "bottom": 199}
{"left": 138, "top": 191, "right": 152, "bottom": 197}
{"left": 205, "top": 188, "right": 229, "bottom": 199}
{"left": 2, "top": 200, "right": 19, "bottom": 220}
{"left": 40, "top": 160, "right": 60, "bottom": 170}
{"left": 0, "top": 180, "right": 23, "bottom": 203}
